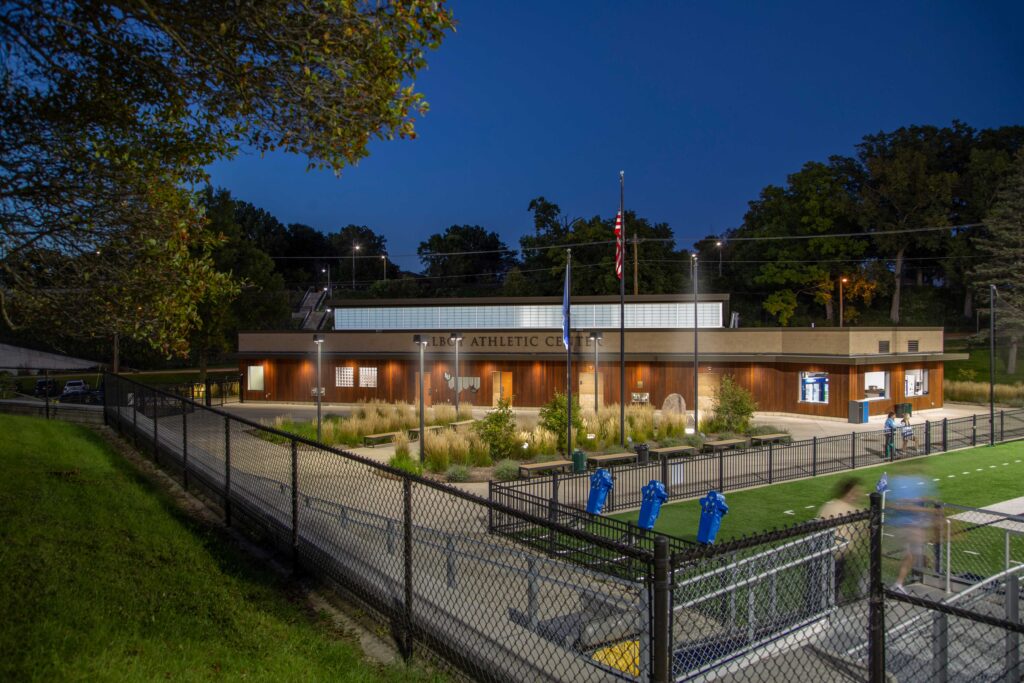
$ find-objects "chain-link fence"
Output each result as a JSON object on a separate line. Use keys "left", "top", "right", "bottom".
{"left": 492, "top": 409, "right": 1024, "bottom": 515}
{"left": 101, "top": 374, "right": 1022, "bottom": 682}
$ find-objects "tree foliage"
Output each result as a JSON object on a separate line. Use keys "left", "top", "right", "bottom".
{"left": 0, "top": 0, "right": 453, "bottom": 354}
{"left": 418, "top": 226, "right": 517, "bottom": 296}
{"left": 538, "top": 392, "right": 585, "bottom": 455}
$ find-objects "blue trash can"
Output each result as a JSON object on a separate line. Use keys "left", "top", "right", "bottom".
{"left": 637, "top": 480, "right": 668, "bottom": 530}
{"left": 586, "top": 468, "right": 614, "bottom": 515}
{"left": 696, "top": 490, "right": 729, "bottom": 544}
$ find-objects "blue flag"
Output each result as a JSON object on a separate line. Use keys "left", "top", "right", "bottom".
{"left": 876, "top": 471, "right": 888, "bottom": 493}
{"left": 562, "top": 259, "right": 570, "bottom": 349}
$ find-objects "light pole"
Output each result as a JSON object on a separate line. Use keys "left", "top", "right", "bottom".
{"left": 715, "top": 241, "right": 722, "bottom": 277}
{"left": 990, "top": 285, "right": 996, "bottom": 447}
{"left": 450, "top": 331, "right": 463, "bottom": 412}
{"left": 414, "top": 334, "right": 428, "bottom": 463}
{"left": 691, "top": 253, "right": 699, "bottom": 433}
{"left": 839, "top": 277, "right": 848, "bottom": 328}
{"left": 382, "top": 254, "right": 387, "bottom": 282}
{"left": 313, "top": 334, "right": 324, "bottom": 441}
{"left": 588, "top": 331, "right": 602, "bottom": 414}
{"left": 352, "top": 243, "right": 359, "bottom": 289}
{"left": 321, "top": 265, "right": 331, "bottom": 296}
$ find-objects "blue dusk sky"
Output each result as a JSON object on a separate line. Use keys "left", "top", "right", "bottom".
{"left": 208, "top": 1, "right": 1024, "bottom": 272}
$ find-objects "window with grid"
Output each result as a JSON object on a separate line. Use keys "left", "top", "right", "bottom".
{"left": 359, "top": 366, "right": 377, "bottom": 388}
{"left": 335, "top": 366, "right": 354, "bottom": 388}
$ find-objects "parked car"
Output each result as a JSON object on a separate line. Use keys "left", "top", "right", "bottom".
{"left": 33, "top": 378, "right": 60, "bottom": 397}
{"left": 63, "top": 379, "right": 88, "bottom": 394}
{"left": 59, "top": 390, "right": 91, "bottom": 404}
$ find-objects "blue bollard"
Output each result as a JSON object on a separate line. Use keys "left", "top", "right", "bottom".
{"left": 637, "top": 480, "right": 668, "bottom": 530}
{"left": 696, "top": 490, "right": 729, "bottom": 544}
{"left": 586, "top": 468, "right": 614, "bottom": 515}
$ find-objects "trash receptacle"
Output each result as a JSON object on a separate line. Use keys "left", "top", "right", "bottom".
{"left": 696, "top": 490, "right": 729, "bottom": 544}
{"left": 637, "top": 480, "right": 668, "bottom": 530}
{"left": 848, "top": 399, "right": 869, "bottom": 424}
{"left": 634, "top": 443, "right": 650, "bottom": 465}
{"left": 586, "top": 468, "right": 614, "bottom": 515}
{"left": 895, "top": 402, "right": 912, "bottom": 418}
{"left": 572, "top": 448, "right": 587, "bottom": 474}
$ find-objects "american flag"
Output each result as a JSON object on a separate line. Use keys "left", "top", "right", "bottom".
{"left": 614, "top": 211, "right": 623, "bottom": 280}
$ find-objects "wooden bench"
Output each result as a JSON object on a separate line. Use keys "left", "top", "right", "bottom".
{"left": 518, "top": 460, "right": 573, "bottom": 478}
{"left": 587, "top": 452, "right": 637, "bottom": 468}
{"left": 703, "top": 438, "right": 747, "bottom": 453}
{"left": 750, "top": 433, "right": 789, "bottom": 446}
{"left": 650, "top": 445, "right": 697, "bottom": 460}
{"left": 450, "top": 419, "right": 476, "bottom": 432}
{"left": 363, "top": 431, "right": 401, "bottom": 448}
{"left": 407, "top": 424, "right": 444, "bottom": 441}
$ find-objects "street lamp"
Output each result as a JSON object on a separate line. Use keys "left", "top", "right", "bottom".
{"left": 715, "top": 241, "right": 722, "bottom": 277}
{"left": 587, "top": 331, "right": 602, "bottom": 414}
{"left": 413, "top": 334, "right": 428, "bottom": 463}
{"left": 321, "top": 265, "right": 331, "bottom": 296}
{"left": 312, "top": 334, "right": 324, "bottom": 441}
{"left": 989, "top": 285, "right": 996, "bottom": 447}
{"left": 382, "top": 254, "right": 388, "bottom": 282}
{"left": 690, "top": 253, "right": 699, "bottom": 434}
{"left": 839, "top": 277, "right": 848, "bottom": 328}
{"left": 449, "top": 331, "right": 463, "bottom": 412}
{"left": 352, "top": 243, "right": 359, "bottom": 289}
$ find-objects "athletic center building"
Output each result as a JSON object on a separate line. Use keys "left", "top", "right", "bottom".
{"left": 237, "top": 295, "right": 962, "bottom": 420}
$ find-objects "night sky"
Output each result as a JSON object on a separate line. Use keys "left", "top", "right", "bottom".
{"left": 208, "top": 1, "right": 1024, "bottom": 272}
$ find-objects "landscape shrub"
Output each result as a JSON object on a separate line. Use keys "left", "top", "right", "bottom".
{"left": 388, "top": 453, "right": 421, "bottom": 476}
{"left": 432, "top": 404, "right": 457, "bottom": 425}
{"left": 422, "top": 431, "right": 449, "bottom": 473}
{"left": 708, "top": 375, "right": 757, "bottom": 433}
{"left": 626, "top": 404, "right": 655, "bottom": 441}
{"left": 538, "top": 392, "right": 584, "bottom": 454}
{"left": 492, "top": 459, "right": 520, "bottom": 481}
{"left": 446, "top": 464, "right": 470, "bottom": 483}
{"left": 475, "top": 397, "right": 517, "bottom": 461}
{"left": 466, "top": 431, "right": 492, "bottom": 466}
{"left": 447, "top": 431, "right": 470, "bottom": 466}
{"left": 392, "top": 431, "right": 410, "bottom": 458}
{"left": 457, "top": 401, "right": 474, "bottom": 420}
{"left": 657, "top": 411, "right": 689, "bottom": 439}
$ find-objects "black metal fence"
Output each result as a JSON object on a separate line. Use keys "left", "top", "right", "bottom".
{"left": 163, "top": 376, "right": 241, "bottom": 406}
{"left": 491, "top": 408, "right": 1024, "bottom": 515}
{"left": 101, "top": 374, "right": 1022, "bottom": 682}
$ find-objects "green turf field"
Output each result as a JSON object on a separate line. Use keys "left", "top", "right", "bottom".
{"left": 0, "top": 415, "right": 441, "bottom": 682}
{"left": 613, "top": 441, "right": 1024, "bottom": 543}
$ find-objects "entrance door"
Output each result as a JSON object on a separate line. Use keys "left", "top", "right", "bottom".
{"left": 491, "top": 371, "right": 513, "bottom": 406}
{"left": 415, "top": 372, "right": 432, "bottom": 408}
{"left": 578, "top": 371, "right": 603, "bottom": 411}
{"left": 696, "top": 372, "right": 722, "bottom": 420}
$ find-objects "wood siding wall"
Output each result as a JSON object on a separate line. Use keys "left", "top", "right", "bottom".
{"left": 241, "top": 356, "right": 945, "bottom": 418}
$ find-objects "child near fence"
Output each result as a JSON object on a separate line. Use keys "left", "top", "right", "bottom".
{"left": 900, "top": 415, "right": 916, "bottom": 453}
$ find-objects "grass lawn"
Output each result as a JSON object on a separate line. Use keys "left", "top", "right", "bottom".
{"left": 945, "top": 339, "right": 1024, "bottom": 385}
{"left": 0, "top": 414, "right": 440, "bottom": 682}
{"left": 613, "top": 441, "right": 1024, "bottom": 543}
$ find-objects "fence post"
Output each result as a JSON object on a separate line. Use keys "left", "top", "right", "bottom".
{"left": 850, "top": 432, "right": 856, "bottom": 470}
{"left": 291, "top": 438, "right": 299, "bottom": 568}
{"left": 661, "top": 457, "right": 669, "bottom": 490}
{"left": 868, "top": 492, "right": 885, "bottom": 683}
{"left": 718, "top": 450, "right": 724, "bottom": 492}
{"left": 942, "top": 418, "right": 948, "bottom": 452}
{"left": 132, "top": 388, "right": 138, "bottom": 447}
{"left": 652, "top": 536, "right": 670, "bottom": 683}
{"left": 972, "top": 414, "right": 977, "bottom": 447}
{"left": 1006, "top": 574, "right": 1020, "bottom": 683}
{"left": 102, "top": 376, "right": 109, "bottom": 426}
{"left": 487, "top": 481, "right": 494, "bottom": 533}
{"left": 925, "top": 420, "right": 931, "bottom": 455}
{"left": 402, "top": 476, "right": 414, "bottom": 660}
{"left": 812, "top": 436, "right": 818, "bottom": 476}
{"left": 239, "top": 373, "right": 245, "bottom": 403}
{"left": 548, "top": 474, "right": 560, "bottom": 555}
{"left": 224, "top": 415, "right": 231, "bottom": 526}
{"left": 205, "top": 377, "right": 212, "bottom": 408}
{"left": 181, "top": 399, "right": 189, "bottom": 491}
{"left": 768, "top": 441, "right": 773, "bottom": 484}
{"left": 44, "top": 369, "right": 50, "bottom": 420}
{"left": 931, "top": 612, "right": 948, "bottom": 683}
{"left": 1000, "top": 410, "right": 1005, "bottom": 442}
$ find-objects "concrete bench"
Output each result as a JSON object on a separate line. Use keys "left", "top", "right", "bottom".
{"left": 363, "top": 431, "right": 401, "bottom": 448}
{"left": 518, "top": 460, "right": 573, "bottom": 478}
{"left": 450, "top": 419, "right": 476, "bottom": 432}
{"left": 407, "top": 424, "right": 444, "bottom": 441}
{"left": 703, "top": 438, "right": 747, "bottom": 453}
{"left": 650, "top": 445, "right": 697, "bottom": 460}
{"left": 750, "top": 433, "right": 789, "bottom": 445}
{"left": 587, "top": 452, "right": 637, "bottom": 468}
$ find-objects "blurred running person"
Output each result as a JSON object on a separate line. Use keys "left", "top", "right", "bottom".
{"left": 818, "top": 478, "right": 863, "bottom": 598}
{"left": 887, "top": 468, "right": 939, "bottom": 594}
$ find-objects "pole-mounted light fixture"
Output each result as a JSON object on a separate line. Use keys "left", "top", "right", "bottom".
{"left": 312, "top": 334, "right": 324, "bottom": 441}
{"left": 449, "top": 331, "right": 464, "bottom": 413}
{"left": 588, "top": 331, "right": 602, "bottom": 414}
{"left": 413, "top": 334, "right": 428, "bottom": 463}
